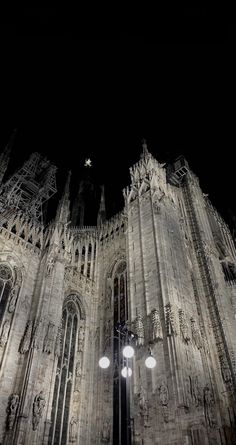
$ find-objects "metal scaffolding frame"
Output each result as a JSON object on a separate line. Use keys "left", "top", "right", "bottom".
{"left": 0, "top": 152, "right": 57, "bottom": 223}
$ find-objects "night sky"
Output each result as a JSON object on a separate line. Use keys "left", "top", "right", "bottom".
{"left": 0, "top": 7, "right": 235, "bottom": 225}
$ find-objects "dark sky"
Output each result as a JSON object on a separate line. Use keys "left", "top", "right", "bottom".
{"left": 0, "top": 7, "right": 235, "bottom": 224}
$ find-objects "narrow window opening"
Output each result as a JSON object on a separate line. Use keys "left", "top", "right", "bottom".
{"left": 49, "top": 301, "right": 79, "bottom": 445}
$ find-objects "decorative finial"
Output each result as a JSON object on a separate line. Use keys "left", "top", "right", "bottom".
{"left": 63, "top": 170, "right": 71, "bottom": 198}
{"left": 97, "top": 184, "right": 106, "bottom": 226}
{"left": 141, "top": 139, "right": 148, "bottom": 157}
{"left": 84, "top": 158, "right": 92, "bottom": 167}
{"left": 55, "top": 170, "right": 71, "bottom": 224}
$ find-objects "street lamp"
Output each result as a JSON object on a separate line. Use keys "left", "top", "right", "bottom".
{"left": 122, "top": 345, "right": 134, "bottom": 359}
{"left": 145, "top": 347, "right": 157, "bottom": 369}
{"left": 145, "top": 355, "right": 156, "bottom": 368}
{"left": 98, "top": 356, "right": 110, "bottom": 369}
{"left": 99, "top": 341, "right": 156, "bottom": 370}
{"left": 121, "top": 366, "right": 132, "bottom": 378}
{"left": 99, "top": 322, "right": 157, "bottom": 445}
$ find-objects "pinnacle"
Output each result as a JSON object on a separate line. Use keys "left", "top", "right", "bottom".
{"left": 141, "top": 138, "right": 149, "bottom": 158}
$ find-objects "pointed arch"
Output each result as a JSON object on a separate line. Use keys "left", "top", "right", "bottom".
{"left": 63, "top": 293, "right": 86, "bottom": 320}
{"left": 0, "top": 264, "right": 14, "bottom": 326}
{"left": 49, "top": 293, "right": 86, "bottom": 445}
{"left": 105, "top": 250, "right": 126, "bottom": 279}
{"left": 103, "top": 254, "right": 129, "bottom": 444}
{"left": 0, "top": 253, "right": 24, "bottom": 351}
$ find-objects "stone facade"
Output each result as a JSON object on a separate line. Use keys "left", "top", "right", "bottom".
{"left": 0, "top": 146, "right": 236, "bottom": 444}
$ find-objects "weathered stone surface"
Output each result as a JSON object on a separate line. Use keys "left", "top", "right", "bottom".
{"left": 0, "top": 147, "right": 236, "bottom": 444}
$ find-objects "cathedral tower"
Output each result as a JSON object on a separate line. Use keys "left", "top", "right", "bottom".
{"left": 0, "top": 141, "right": 236, "bottom": 444}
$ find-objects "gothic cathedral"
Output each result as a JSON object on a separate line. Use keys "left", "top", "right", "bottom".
{"left": 0, "top": 140, "right": 236, "bottom": 445}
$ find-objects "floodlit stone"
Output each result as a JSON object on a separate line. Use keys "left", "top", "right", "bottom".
{"left": 0, "top": 149, "right": 235, "bottom": 444}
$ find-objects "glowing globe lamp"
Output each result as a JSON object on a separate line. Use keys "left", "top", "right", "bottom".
{"left": 121, "top": 366, "right": 132, "bottom": 378}
{"left": 99, "top": 356, "right": 110, "bottom": 369}
{"left": 145, "top": 355, "right": 156, "bottom": 369}
{"left": 122, "top": 345, "right": 134, "bottom": 358}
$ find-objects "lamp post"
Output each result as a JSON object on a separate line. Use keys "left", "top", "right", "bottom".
{"left": 99, "top": 322, "right": 156, "bottom": 445}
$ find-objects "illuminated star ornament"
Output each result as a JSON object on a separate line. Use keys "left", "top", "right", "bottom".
{"left": 84, "top": 158, "right": 92, "bottom": 167}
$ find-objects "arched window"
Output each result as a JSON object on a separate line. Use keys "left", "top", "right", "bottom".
{"left": 112, "top": 261, "right": 129, "bottom": 445}
{"left": 113, "top": 261, "right": 128, "bottom": 326}
{"left": 0, "top": 264, "right": 14, "bottom": 325}
{"left": 49, "top": 300, "right": 79, "bottom": 445}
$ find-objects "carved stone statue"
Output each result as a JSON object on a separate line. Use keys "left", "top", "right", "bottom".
{"left": 192, "top": 376, "right": 202, "bottom": 407}
{"left": 159, "top": 382, "right": 169, "bottom": 406}
{"left": 78, "top": 326, "right": 85, "bottom": 352}
{"left": 73, "top": 389, "right": 80, "bottom": 403}
{"left": 101, "top": 418, "right": 111, "bottom": 442}
{"left": 179, "top": 309, "right": 190, "bottom": 344}
{"left": 21, "top": 294, "right": 30, "bottom": 312}
{"left": 138, "top": 386, "right": 148, "bottom": 427}
{"left": 185, "top": 376, "right": 192, "bottom": 408}
{"left": 159, "top": 381, "right": 169, "bottom": 423}
{"left": 76, "top": 360, "right": 82, "bottom": 378}
{"left": 19, "top": 320, "right": 32, "bottom": 354}
{"left": 203, "top": 385, "right": 216, "bottom": 428}
{"left": 32, "top": 391, "right": 46, "bottom": 431}
{"left": 0, "top": 320, "right": 10, "bottom": 347}
{"left": 69, "top": 416, "right": 78, "bottom": 443}
{"left": 151, "top": 309, "right": 162, "bottom": 340}
{"left": 43, "top": 322, "right": 55, "bottom": 354}
{"left": 8, "top": 286, "right": 19, "bottom": 313}
{"left": 133, "top": 431, "right": 142, "bottom": 445}
{"left": 7, "top": 394, "right": 19, "bottom": 430}
{"left": 46, "top": 256, "right": 55, "bottom": 276}
{"left": 135, "top": 315, "right": 144, "bottom": 346}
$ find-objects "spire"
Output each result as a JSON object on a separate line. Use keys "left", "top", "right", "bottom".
{"left": 141, "top": 138, "right": 149, "bottom": 158}
{"left": 97, "top": 185, "right": 106, "bottom": 226}
{"left": 0, "top": 128, "right": 17, "bottom": 185}
{"left": 71, "top": 180, "right": 85, "bottom": 226}
{"left": 55, "top": 171, "right": 71, "bottom": 225}
{"left": 62, "top": 170, "right": 71, "bottom": 202}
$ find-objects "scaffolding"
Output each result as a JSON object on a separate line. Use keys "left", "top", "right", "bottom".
{"left": 0, "top": 152, "right": 57, "bottom": 223}
{"left": 167, "top": 155, "right": 189, "bottom": 186}
{"left": 182, "top": 175, "right": 235, "bottom": 388}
